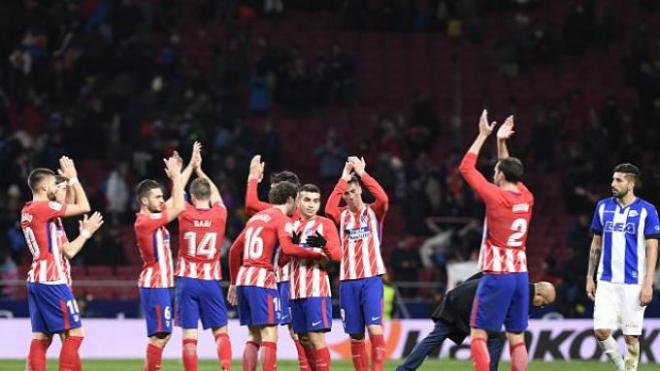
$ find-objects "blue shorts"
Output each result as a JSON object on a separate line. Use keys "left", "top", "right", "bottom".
{"left": 291, "top": 297, "right": 332, "bottom": 334}
{"left": 140, "top": 288, "right": 174, "bottom": 336}
{"left": 339, "top": 276, "right": 383, "bottom": 335}
{"left": 27, "top": 283, "right": 82, "bottom": 334}
{"left": 470, "top": 272, "right": 529, "bottom": 333}
{"left": 278, "top": 281, "right": 292, "bottom": 325}
{"left": 237, "top": 286, "right": 280, "bottom": 327}
{"left": 175, "top": 277, "right": 228, "bottom": 330}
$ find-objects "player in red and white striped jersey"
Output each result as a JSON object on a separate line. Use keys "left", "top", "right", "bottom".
{"left": 325, "top": 156, "right": 389, "bottom": 371}
{"left": 244, "top": 154, "right": 312, "bottom": 370}
{"left": 228, "top": 181, "right": 327, "bottom": 371}
{"left": 174, "top": 143, "right": 232, "bottom": 371}
{"left": 22, "top": 157, "right": 103, "bottom": 371}
{"left": 458, "top": 112, "right": 534, "bottom": 371}
{"left": 134, "top": 151, "right": 187, "bottom": 371}
{"left": 287, "top": 184, "right": 342, "bottom": 371}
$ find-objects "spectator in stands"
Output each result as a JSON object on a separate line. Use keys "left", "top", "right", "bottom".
{"left": 0, "top": 251, "right": 18, "bottom": 298}
{"left": 315, "top": 127, "right": 347, "bottom": 191}
{"left": 390, "top": 237, "right": 422, "bottom": 298}
{"left": 105, "top": 166, "right": 130, "bottom": 226}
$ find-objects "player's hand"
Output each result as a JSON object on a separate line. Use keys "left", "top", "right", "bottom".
{"left": 164, "top": 156, "right": 182, "bottom": 179}
{"left": 478, "top": 109, "right": 496, "bottom": 137}
{"left": 640, "top": 283, "right": 653, "bottom": 306}
{"left": 227, "top": 284, "right": 237, "bottom": 306}
{"left": 586, "top": 277, "right": 596, "bottom": 301}
{"left": 79, "top": 212, "right": 104, "bottom": 237}
{"left": 172, "top": 150, "right": 184, "bottom": 167}
{"left": 341, "top": 161, "right": 354, "bottom": 182}
{"left": 191, "top": 141, "right": 202, "bottom": 169}
{"left": 291, "top": 230, "right": 302, "bottom": 245}
{"left": 306, "top": 231, "right": 327, "bottom": 248}
{"left": 248, "top": 155, "right": 265, "bottom": 182}
{"left": 496, "top": 115, "right": 515, "bottom": 140}
{"left": 58, "top": 156, "right": 78, "bottom": 180}
{"left": 348, "top": 156, "right": 366, "bottom": 177}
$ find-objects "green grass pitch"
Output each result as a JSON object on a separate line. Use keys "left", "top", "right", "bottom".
{"left": 0, "top": 359, "right": 657, "bottom": 370}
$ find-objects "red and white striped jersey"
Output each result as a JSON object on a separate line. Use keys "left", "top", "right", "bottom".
{"left": 325, "top": 173, "right": 389, "bottom": 281}
{"left": 275, "top": 259, "right": 290, "bottom": 283}
{"left": 21, "top": 201, "right": 68, "bottom": 284}
{"left": 55, "top": 218, "right": 73, "bottom": 286}
{"left": 175, "top": 203, "right": 226, "bottom": 280}
{"left": 229, "top": 208, "right": 326, "bottom": 289}
{"left": 134, "top": 208, "right": 174, "bottom": 288}
{"left": 459, "top": 153, "right": 534, "bottom": 273}
{"left": 289, "top": 216, "right": 342, "bottom": 299}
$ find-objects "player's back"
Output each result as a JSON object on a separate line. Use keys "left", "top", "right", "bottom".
{"left": 21, "top": 201, "right": 68, "bottom": 284}
{"left": 134, "top": 209, "right": 173, "bottom": 288}
{"left": 235, "top": 208, "right": 288, "bottom": 289}
{"left": 480, "top": 183, "right": 534, "bottom": 272}
{"left": 176, "top": 202, "right": 227, "bottom": 280}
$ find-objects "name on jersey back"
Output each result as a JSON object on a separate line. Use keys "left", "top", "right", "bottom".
{"left": 194, "top": 220, "right": 212, "bottom": 228}
{"left": 512, "top": 203, "right": 530, "bottom": 213}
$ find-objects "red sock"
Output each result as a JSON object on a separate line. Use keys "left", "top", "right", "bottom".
{"left": 294, "top": 340, "right": 311, "bottom": 371}
{"left": 182, "top": 339, "right": 198, "bottom": 371}
{"left": 470, "top": 338, "right": 490, "bottom": 371}
{"left": 510, "top": 342, "right": 528, "bottom": 371}
{"left": 27, "top": 338, "right": 50, "bottom": 371}
{"left": 243, "top": 341, "right": 260, "bottom": 371}
{"left": 370, "top": 334, "right": 385, "bottom": 371}
{"left": 303, "top": 346, "right": 317, "bottom": 371}
{"left": 59, "top": 336, "right": 83, "bottom": 371}
{"left": 260, "top": 341, "right": 277, "bottom": 371}
{"left": 315, "top": 347, "right": 331, "bottom": 371}
{"left": 145, "top": 343, "right": 164, "bottom": 371}
{"left": 350, "top": 339, "right": 368, "bottom": 371}
{"left": 215, "top": 333, "right": 232, "bottom": 371}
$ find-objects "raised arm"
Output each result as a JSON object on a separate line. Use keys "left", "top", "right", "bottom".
{"left": 324, "top": 161, "right": 352, "bottom": 224}
{"left": 62, "top": 212, "right": 104, "bottom": 259}
{"left": 245, "top": 155, "right": 272, "bottom": 216}
{"left": 458, "top": 110, "right": 501, "bottom": 202}
{"left": 496, "top": 115, "right": 514, "bottom": 160}
{"left": 164, "top": 155, "right": 185, "bottom": 222}
{"left": 58, "top": 156, "right": 91, "bottom": 217}
{"left": 193, "top": 143, "right": 224, "bottom": 206}
{"left": 176, "top": 141, "right": 201, "bottom": 188}
{"left": 349, "top": 156, "right": 389, "bottom": 218}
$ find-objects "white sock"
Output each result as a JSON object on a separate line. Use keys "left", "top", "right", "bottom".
{"left": 624, "top": 341, "right": 639, "bottom": 371}
{"left": 598, "top": 336, "right": 625, "bottom": 371}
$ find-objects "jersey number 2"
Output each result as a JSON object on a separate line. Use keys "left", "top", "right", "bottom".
{"left": 183, "top": 232, "right": 217, "bottom": 258}
{"left": 507, "top": 218, "right": 528, "bottom": 247}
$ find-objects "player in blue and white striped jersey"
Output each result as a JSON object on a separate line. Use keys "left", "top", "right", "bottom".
{"left": 586, "top": 163, "right": 660, "bottom": 371}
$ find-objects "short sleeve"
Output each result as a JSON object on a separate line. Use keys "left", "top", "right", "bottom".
{"left": 136, "top": 208, "right": 169, "bottom": 232}
{"left": 39, "top": 201, "right": 67, "bottom": 220}
{"left": 591, "top": 202, "right": 603, "bottom": 235}
{"left": 644, "top": 205, "right": 660, "bottom": 239}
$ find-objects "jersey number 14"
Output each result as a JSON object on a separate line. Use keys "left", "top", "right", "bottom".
{"left": 183, "top": 232, "right": 217, "bottom": 258}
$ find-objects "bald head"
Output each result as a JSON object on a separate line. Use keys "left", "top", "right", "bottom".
{"left": 532, "top": 281, "right": 556, "bottom": 307}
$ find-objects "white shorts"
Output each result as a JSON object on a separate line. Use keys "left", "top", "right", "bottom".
{"left": 593, "top": 280, "right": 647, "bottom": 335}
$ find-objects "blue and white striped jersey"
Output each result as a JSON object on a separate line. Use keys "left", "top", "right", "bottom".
{"left": 591, "top": 197, "right": 660, "bottom": 284}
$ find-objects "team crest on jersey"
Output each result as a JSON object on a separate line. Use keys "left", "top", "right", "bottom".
{"left": 360, "top": 215, "right": 369, "bottom": 224}
{"left": 149, "top": 213, "right": 162, "bottom": 219}
{"left": 48, "top": 201, "right": 63, "bottom": 211}
{"left": 346, "top": 226, "right": 370, "bottom": 240}
{"left": 628, "top": 210, "right": 639, "bottom": 217}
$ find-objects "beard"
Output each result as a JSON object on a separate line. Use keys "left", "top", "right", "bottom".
{"left": 148, "top": 204, "right": 162, "bottom": 213}
{"left": 47, "top": 191, "right": 57, "bottom": 201}
{"left": 613, "top": 188, "right": 628, "bottom": 199}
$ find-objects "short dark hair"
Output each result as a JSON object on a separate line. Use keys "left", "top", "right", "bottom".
{"left": 497, "top": 157, "right": 524, "bottom": 183}
{"left": 268, "top": 181, "right": 299, "bottom": 205}
{"left": 190, "top": 178, "right": 211, "bottom": 200}
{"left": 614, "top": 163, "right": 641, "bottom": 188}
{"left": 136, "top": 179, "right": 161, "bottom": 201}
{"left": 347, "top": 175, "right": 360, "bottom": 185}
{"left": 28, "top": 168, "right": 56, "bottom": 192}
{"left": 270, "top": 171, "right": 300, "bottom": 187}
{"left": 55, "top": 175, "right": 68, "bottom": 184}
{"left": 300, "top": 183, "right": 321, "bottom": 194}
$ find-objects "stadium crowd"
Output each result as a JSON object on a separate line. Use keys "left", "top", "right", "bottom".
{"left": 1, "top": 0, "right": 660, "bottom": 320}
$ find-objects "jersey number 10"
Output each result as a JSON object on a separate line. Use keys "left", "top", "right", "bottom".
{"left": 183, "top": 232, "right": 217, "bottom": 258}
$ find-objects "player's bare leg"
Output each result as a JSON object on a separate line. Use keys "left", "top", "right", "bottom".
{"left": 505, "top": 332, "right": 527, "bottom": 371}
{"left": 212, "top": 326, "right": 232, "bottom": 371}
{"left": 27, "top": 332, "right": 53, "bottom": 371}
{"left": 244, "top": 330, "right": 262, "bottom": 371}
{"left": 259, "top": 325, "right": 278, "bottom": 371}
{"left": 595, "top": 329, "right": 625, "bottom": 371}
{"left": 470, "top": 328, "right": 490, "bottom": 371}
{"left": 366, "top": 324, "right": 385, "bottom": 371}
{"left": 308, "top": 332, "right": 330, "bottom": 371}
{"left": 623, "top": 335, "right": 640, "bottom": 371}
{"left": 289, "top": 326, "right": 311, "bottom": 371}
{"left": 145, "top": 333, "right": 170, "bottom": 371}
